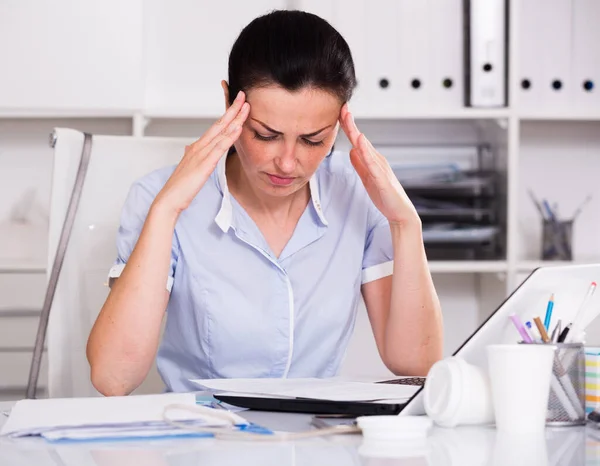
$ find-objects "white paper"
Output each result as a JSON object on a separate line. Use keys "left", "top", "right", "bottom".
{"left": 1, "top": 392, "right": 229, "bottom": 438}
{"left": 40, "top": 423, "right": 211, "bottom": 441}
{"left": 191, "top": 378, "right": 420, "bottom": 402}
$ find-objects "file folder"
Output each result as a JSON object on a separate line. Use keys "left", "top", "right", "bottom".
{"left": 297, "top": 0, "right": 370, "bottom": 116}
{"left": 517, "top": 0, "right": 544, "bottom": 112}
{"left": 363, "top": 0, "right": 403, "bottom": 117}
{"left": 397, "top": 0, "right": 431, "bottom": 110}
{"left": 464, "top": 0, "right": 507, "bottom": 107}
{"left": 518, "top": 0, "right": 572, "bottom": 114}
{"left": 571, "top": 0, "right": 600, "bottom": 113}
{"left": 539, "top": 0, "right": 572, "bottom": 113}
{"left": 429, "top": 0, "right": 464, "bottom": 110}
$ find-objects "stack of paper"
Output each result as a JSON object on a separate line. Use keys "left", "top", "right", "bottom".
{"left": 1, "top": 393, "right": 246, "bottom": 441}
{"left": 191, "top": 378, "right": 420, "bottom": 403}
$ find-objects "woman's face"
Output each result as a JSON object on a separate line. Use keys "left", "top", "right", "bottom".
{"left": 231, "top": 85, "right": 341, "bottom": 198}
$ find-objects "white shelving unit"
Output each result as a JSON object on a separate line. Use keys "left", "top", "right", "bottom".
{"left": 1, "top": 0, "right": 599, "bottom": 389}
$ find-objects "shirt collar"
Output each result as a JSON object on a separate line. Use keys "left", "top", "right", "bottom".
{"left": 214, "top": 154, "right": 328, "bottom": 233}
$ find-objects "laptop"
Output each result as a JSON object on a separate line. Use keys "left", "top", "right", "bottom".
{"left": 216, "top": 264, "right": 600, "bottom": 416}
{"left": 214, "top": 377, "right": 426, "bottom": 416}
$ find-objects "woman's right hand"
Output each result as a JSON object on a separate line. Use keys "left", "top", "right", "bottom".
{"left": 153, "top": 91, "right": 250, "bottom": 215}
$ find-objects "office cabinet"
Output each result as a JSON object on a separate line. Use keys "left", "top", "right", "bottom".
{"left": 143, "top": 0, "right": 286, "bottom": 117}
{"left": 0, "top": 0, "right": 144, "bottom": 112}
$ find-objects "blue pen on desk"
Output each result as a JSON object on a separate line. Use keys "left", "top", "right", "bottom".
{"left": 544, "top": 294, "right": 554, "bottom": 331}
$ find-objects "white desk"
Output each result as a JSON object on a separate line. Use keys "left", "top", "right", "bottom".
{"left": 0, "top": 399, "right": 596, "bottom": 465}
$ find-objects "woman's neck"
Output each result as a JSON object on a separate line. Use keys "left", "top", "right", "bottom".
{"left": 225, "top": 154, "right": 310, "bottom": 226}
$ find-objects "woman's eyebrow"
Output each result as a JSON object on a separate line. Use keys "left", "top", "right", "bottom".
{"left": 251, "top": 118, "right": 332, "bottom": 138}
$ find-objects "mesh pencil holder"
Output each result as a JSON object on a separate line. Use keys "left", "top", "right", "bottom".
{"left": 545, "top": 342, "right": 586, "bottom": 426}
{"left": 541, "top": 219, "right": 573, "bottom": 261}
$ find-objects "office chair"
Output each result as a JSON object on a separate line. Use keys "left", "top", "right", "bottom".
{"left": 27, "top": 128, "right": 190, "bottom": 398}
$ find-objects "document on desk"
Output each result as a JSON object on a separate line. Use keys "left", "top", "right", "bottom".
{"left": 190, "top": 378, "right": 420, "bottom": 402}
{"left": 0, "top": 392, "right": 238, "bottom": 440}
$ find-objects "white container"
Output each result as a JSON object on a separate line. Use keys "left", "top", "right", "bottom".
{"left": 356, "top": 415, "right": 432, "bottom": 441}
{"left": 423, "top": 357, "right": 495, "bottom": 427}
{"left": 487, "top": 344, "right": 555, "bottom": 434}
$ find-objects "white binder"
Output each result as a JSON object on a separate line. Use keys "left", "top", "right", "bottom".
{"left": 464, "top": 0, "right": 507, "bottom": 107}
{"left": 428, "top": 0, "right": 464, "bottom": 111}
{"left": 539, "top": 0, "right": 573, "bottom": 114}
{"left": 396, "top": 0, "right": 432, "bottom": 112}
{"left": 517, "top": 0, "right": 545, "bottom": 113}
{"left": 359, "top": 0, "right": 404, "bottom": 118}
{"left": 296, "top": 0, "right": 370, "bottom": 117}
{"left": 571, "top": 0, "right": 600, "bottom": 113}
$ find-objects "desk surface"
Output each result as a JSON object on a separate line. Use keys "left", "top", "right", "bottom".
{"left": 0, "top": 400, "right": 597, "bottom": 466}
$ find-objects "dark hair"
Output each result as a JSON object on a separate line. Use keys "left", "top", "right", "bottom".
{"left": 227, "top": 10, "right": 357, "bottom": 105}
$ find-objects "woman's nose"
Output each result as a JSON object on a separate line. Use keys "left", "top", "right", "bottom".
{"left": 275, "top": 144, "right": 297, "bottom": 174}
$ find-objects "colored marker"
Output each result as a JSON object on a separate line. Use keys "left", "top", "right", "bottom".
{"left": 510, "top": 314, "right": 533, "bottom": 343}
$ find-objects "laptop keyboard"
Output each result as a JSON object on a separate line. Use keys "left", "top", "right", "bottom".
{"left": 376, "top": 377, "right": 426, "bottom": 386}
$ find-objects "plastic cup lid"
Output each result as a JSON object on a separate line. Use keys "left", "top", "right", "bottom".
{"left": 356, "top": 415, "right": 433, "bottom": 440}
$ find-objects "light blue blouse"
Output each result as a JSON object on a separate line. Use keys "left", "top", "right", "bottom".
{"left": 108, "top": 152, "right": 394, "bottom": 392}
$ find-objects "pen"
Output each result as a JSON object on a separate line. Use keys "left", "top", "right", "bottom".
{"left": 572, "top": 194, "right": 592, "bottom": 220}
{"left": 526, "top": 321, "right": 540, "bottom": 342}
{"left": 510, "top": 314, "right": 533, "bottom": 343}
{"left": 534, "top": 317, "right": 551, "bottom": 343}
{"left": 544, "top": 294, "right": 554, "bottom": 331}
{"left": 528, "top": 189, "right": 545, "bottom": 218}
{"left": 558, "top": 324, "right": 571, "bottom": 343}
{"left": 551, "top": 319, "right": 562, "bottom": 343}
{"left": 542, "top": 199, "right": 556, "bottom": 222}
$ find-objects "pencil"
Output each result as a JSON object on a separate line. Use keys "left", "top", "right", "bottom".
{"left": 534, "top": 317, "right": 551, "bottom": 343}
{"left": 544, "top": 294, "right": 554, "bottom": 330}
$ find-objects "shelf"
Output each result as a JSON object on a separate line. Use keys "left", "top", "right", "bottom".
{"left": 142, "top": 108, "right": 219, "bottom": 119}
{"left": 519, "top": 112, "right": 600, "bottom": 122}
{"left": 357, "top": 108, "right": 511, "bottom": 120}
{"left": 0, "top": 108, "right": 137, "bottom": 119}
{"left": 428, "top": 260, "right": 507, "bottom": 274}
{"left": 0, "top": 259, "right": 46, "bottom": 274}
{"left": 143, "top": 107, "right": 512, "bottom": 121}
{"left": 4, "top": 108, "right": 600, "bottom": 122}
{"left": 517, "top": 260, "right": 600, "bottom": 272}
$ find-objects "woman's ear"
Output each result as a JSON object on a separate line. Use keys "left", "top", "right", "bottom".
{"left": 221, "top": 80, "right": 231, "bottom": 110}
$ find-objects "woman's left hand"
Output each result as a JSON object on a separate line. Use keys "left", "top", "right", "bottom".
{"left": 339, "top": 104, "right": 420, "bottom": 227}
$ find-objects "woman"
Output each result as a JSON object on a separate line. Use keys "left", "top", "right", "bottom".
{"left": 87, "top": 10, "right": 443, "bottom": 396}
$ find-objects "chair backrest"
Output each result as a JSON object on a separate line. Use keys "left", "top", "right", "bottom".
{"left": 47, "top": 128, "right": 192, "bottom": 397}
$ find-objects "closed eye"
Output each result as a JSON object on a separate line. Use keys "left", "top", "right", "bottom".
{"left": 302, "top": 138, "right": 324, "bottom": 147}
{"left": 253, "top": 132, "right": 277, "bottom": 142}
{"left": 253, "top": 131, "right": 325, "bottom": 147}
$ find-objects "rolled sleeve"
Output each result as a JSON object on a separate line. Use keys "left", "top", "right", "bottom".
{"left": 109, "top": 178, "right": 179, "bottom": 292}
{"left": 361, "top": 203, "right": 394, "bottom": 284}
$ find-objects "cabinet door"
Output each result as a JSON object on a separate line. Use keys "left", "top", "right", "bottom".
{"left": 144, "top": 0, "right": 286, "bottom": 117}
{"left": 0, "top": 0, "right": 144, "bottom": 112}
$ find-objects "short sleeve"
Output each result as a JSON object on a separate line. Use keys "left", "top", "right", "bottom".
{"left": 107, "top": 179, "right": 179, "bottom": 292}
{"left": 361, "top": 202, "right": 394, "bottom": 284}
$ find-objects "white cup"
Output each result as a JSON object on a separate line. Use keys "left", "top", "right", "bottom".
{"left": 487, "top": 344, "right": 555, "bottom": 433}
{"left": 423, "top": 357, "right": 495, "bottom": 427}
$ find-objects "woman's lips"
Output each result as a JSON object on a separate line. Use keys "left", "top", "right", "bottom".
{"left": 267, "top": 173, "right": 295, "bottom": 186}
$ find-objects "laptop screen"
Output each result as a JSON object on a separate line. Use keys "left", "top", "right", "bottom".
{"left": 401, "top": 264, "right": 600, "bottom": 416}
